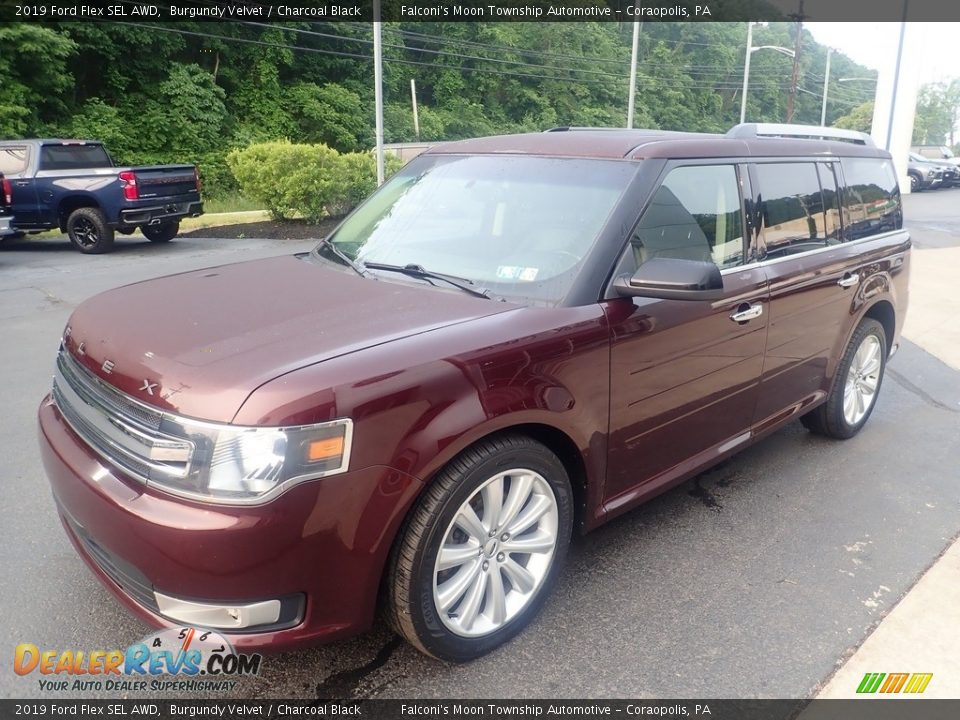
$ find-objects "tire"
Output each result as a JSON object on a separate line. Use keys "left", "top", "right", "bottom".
{"left": 801, "top": 318, "right": 887, "bottom": 439}
{"left": 386, "top": 435, "right": 574, "bottom": 662}
{"left": 908, "top": 173, "right": 920, "bottom": 192}
{"left": 141, "top": 221, "right": 179, "bottom": 243}
{"left": 66, "top": 207, "right": 114, "bottom": 254}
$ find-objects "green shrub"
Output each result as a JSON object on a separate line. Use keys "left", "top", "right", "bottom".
{"left": 196, "top": 150, "right": 238, "bottom": 199}
{"left": 227, "top": 141, "right": 401, "bottom": 223}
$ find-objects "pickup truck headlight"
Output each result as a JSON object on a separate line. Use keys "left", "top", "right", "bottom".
{"left": 154, "top": 418, "right": 353, "bottom": 504}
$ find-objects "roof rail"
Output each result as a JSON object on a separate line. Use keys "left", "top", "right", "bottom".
{"left": 726, "top": 123, "right": 875, "bottom": 146}
{"left": 544, "top": 126, "right": 627, "bottom": 133}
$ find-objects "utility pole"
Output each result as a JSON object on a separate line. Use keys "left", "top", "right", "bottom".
{"left": 740, "top": 22, "right": 753, "bottom": 124}
{"left": 786, "top": 0, "right": 805, "bottom": 123}
{"left": 820, "top": 48, "right": 832, "bottom": 126}
{"left": 410, "top": 79, "right": 420, "bottom": 140}
{"left": 373, "top": 0, "right": 384, "bottom": 186}
{"left": 626, "top": 18, "right": 642, "bottom": 128}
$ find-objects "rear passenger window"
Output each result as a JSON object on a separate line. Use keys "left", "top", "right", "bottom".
{"left": 0, "top": 146, "right": 29, "bottom": 175}
{"left": 840, "top": 158, "right": 902, "bottom": 241}
{"left": 755, "top": 162, "right": 834, "bottom": 259}
{"left": 39, "top": 144, "right": 113, "bottom": 171}
{"left": 632, "top": 165, "right": 744, "bottom": 270}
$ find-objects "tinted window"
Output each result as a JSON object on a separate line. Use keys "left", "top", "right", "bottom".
{"left": 631, "top": 165, "right": 744, "bottom": 269}
{"left": 840, "top": 158, "right": 902, "bottom": 241}
{"left": 39, "top": 144, "right": 112, "bottom": 170}
{"left": 755, "top": 162, "right": 833, "bottom": 259}
{"left": 0, "top": 146, "right": 29, "bottom": 175}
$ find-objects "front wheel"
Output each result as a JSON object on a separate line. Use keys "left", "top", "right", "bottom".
{"left": 141, "top": 221, "right": 180, "bottom": 243}
{"left": 801, "top": 318, "right": 887, "bottom": 439}
{"left": 386, "top": 435, "right": 573, "bottom": 662}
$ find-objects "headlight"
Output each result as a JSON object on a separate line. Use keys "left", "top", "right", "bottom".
{"left": 154, "top": 417, "right": 353, "bottom": 504}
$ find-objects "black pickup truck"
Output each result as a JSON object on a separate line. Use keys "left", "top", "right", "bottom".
{"left": 0, "top": 140, "right": 203, "bottom": 253}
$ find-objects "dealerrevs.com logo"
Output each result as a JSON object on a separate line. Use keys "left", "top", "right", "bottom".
{"left": 14, "top": 627, "right": 262, "bottom": 693}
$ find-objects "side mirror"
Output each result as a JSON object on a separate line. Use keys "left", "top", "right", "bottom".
{"left": 614, "top": 257, "right": 724, "bottom": 301}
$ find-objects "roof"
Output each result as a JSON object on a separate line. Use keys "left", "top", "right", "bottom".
{"left": 425, "top": 128, "right": 888, "bottom": 161}
{"left": 0, "top": 139, "right": 101, "bottom": 146}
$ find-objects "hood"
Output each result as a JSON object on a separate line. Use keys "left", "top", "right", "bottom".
{"left": 63, "top": 255, "right": 513, "bottom": 422}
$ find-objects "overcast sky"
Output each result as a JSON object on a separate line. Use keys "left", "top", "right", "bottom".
{"left": 805, "top": 23, "right": 958, "bottom": 85}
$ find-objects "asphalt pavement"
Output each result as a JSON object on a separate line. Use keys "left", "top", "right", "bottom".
{"left": 2, "top": 191, "right": 959, "bottom": 700}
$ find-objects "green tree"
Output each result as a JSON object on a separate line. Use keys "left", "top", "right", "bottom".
{"left": 833, "top": 101, "right": 874, "bottom": 133}
{"left": 0, "top": 25, "right": 75, "bottom": 137}
{"left": 138, "top": 64, "right": 228, "bottom": 158}
{"left": 290, "top": 82, "right": 369, "bottom": 151}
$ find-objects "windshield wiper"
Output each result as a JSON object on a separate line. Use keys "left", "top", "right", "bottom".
{"left": 363, "top": 262, "right": 493, "bottom": 300}
{"left": 316, "top": 238, "right": 368, "bottom": 278}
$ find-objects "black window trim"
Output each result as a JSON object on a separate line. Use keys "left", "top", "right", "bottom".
{"left": 607, "top": 158, "right": 754, "bottom": 288}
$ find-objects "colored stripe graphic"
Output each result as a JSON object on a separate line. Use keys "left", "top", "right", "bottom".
{"left": 880, "top": 673, "right": 909, "bottom": 693}
{"left": 857, "top": 672, "right": 933, "bottom": 694}
{"left": 903, "top": 673, "right": 934, "bottom": 694}
{"left": 857, "top": 673, "right": 885, "bottom": 693}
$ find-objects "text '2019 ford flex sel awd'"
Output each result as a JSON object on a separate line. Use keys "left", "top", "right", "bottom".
{"left": 39, "top": 124, "right": 909, "bottom": 662}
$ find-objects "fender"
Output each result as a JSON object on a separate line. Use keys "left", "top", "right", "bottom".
{"left": 234, "top": 305, "right": 614, "bottom": 528}
{"left": 826, "top": 239, "right": 910, "bottom": 386}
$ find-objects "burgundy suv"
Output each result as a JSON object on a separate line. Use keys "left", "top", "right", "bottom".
{"left": 39, "top": 124, "right": 909, "bottom": 661}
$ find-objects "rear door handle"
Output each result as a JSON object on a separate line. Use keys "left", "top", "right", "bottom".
{"left": 14, "top": 181, "right": 30, "bottom": 187}
{"left": 730, "top": 303, "right": 763, "bottom": 323}
{"left": 838, "top": 273, "right": 860, "bottom": 288}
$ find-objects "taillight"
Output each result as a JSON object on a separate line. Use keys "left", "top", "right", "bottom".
{"left": 118, "top": 170, "right": 139, "bottom": 200}
{"left": 1, "top": 177, "right": 10, "bottom": 206}
{"left": 194, "top": 167, "right": 201, "bottom": 193}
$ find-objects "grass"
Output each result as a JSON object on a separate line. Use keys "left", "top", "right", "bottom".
{"left": 180, "top": 210, "right": 269, "bottom": 232}
{"left": 202, "top": 193, "right": 265, "bottom": 214}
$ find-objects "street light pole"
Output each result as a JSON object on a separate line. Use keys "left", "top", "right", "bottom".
{"left": 740, "top": 22, "right": 753, "bottom": 124}
{"left": 820, "top": 48, "right": 832, "bottom": 126}
{"left": 373, "top": 0, "right": 385, "bottom": 186}
{"left": 741, "top": 36, "right": 795, "bottom": 124}
{"left": 627, "top": 18, "right": 641, "bottom": 128}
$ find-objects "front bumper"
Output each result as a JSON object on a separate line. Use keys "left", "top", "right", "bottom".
{"left": 119, "top": 201, "right": 204, "bottom": 227}
{"left": 38, "top": 395, "right": 423, "bottom": 652}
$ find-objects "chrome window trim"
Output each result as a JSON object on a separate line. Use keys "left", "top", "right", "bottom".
{"left": 719, "top": 229, "right": 907, "bottom": 276}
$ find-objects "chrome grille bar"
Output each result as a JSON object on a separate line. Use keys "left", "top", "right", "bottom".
{"left": 52, "top": 350, "right": 193, "bottom": 483}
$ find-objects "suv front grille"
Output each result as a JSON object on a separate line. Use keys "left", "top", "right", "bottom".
{"left": 52, "top": 349, "right": 193, "bottom": 485}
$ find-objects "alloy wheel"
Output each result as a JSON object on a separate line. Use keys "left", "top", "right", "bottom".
{"left": 73, "top": 218, "right": 98, "bottom": 247}
{"left": 432, "top": 468, "right": 558, "bottom": 638}
{"left": 843, "top": 334, "right": 882, "bottom": 426}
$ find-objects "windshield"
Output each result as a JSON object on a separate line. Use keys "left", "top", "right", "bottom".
{"left": 318, "top": 154, "right": 637, "bottom": 305}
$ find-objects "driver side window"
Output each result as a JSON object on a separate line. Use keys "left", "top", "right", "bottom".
{"left": 631, "top": 164, "right": 744, "bottom": 270}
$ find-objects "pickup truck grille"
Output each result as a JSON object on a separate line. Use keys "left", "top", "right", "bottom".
{"left": 52, "top": 349, "right": 194, "bottom": 485}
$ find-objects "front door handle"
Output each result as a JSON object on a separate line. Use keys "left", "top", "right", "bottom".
{"left": 838, "top": 273, "right": 860, "bottom": 288}
{"left": 730, "top": 303, "right": 763, "bottom": 324}
{"left": 14, "top": 181, "right": 30, "bottom": 187}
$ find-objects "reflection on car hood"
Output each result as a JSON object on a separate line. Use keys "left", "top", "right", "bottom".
{"left": 63, "top": 255, "right": 515, "bottom": 422}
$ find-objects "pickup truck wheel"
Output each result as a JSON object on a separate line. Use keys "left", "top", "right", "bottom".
{"left": 141, "top": 221, "right": 179, "bottom": 243}
{"left": 67, "top": 208, "right": 114, "bottom": 254}
{"left": 386, "top": 435, "right": 573, "bottom": 662}
{"left": 801, "top": 318, "right": 887, "bottom": 439}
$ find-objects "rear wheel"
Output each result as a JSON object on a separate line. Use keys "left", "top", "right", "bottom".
{"left": 801, "top": 318, "right": 887, "bottom": 439}
{"left": 66, "top": 207, "right": 114, "bottom": 254}
{"left": 387, "top": 435, "right": 573, "bottom": 662}
{"left": 141, "top": 221, "right": 179, "bottom": 243}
